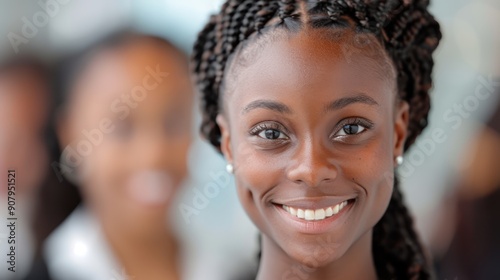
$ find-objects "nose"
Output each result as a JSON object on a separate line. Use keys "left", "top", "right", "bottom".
{"left": 135, "top": 129, "right": 169, "bottom": 169}
{"left": 286, "top": 139, "right": 338, "bottom": 187}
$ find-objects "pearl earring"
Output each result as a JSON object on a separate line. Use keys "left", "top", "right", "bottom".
{"left": 226, "top": 163, "right": 234, "bottom": 174}
{"left": 396, "top": 156, "right": 404, "bottom": 166}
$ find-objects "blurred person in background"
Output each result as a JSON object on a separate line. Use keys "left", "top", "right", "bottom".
{"left": 433, "top": 87, "right": 500, "bottom": 280}
{"left": 0, "top": 58, "right": 71, "bottom": 280}
{"left": 36, "top": 31, "right": 195, "bottom": 280}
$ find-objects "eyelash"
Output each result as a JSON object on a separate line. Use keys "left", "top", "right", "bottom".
{"left": 249, "top": 122, "right": 289, "bottom": 138}
{"left": 332, "top": 117, "right": 374, "bottom": 139}
{"left": 249, "top": 118, "right": 374, "bottom": 141}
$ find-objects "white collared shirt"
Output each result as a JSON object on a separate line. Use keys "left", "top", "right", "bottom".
{"left": 43, "top": 206, "right": 228, "bottom": 280}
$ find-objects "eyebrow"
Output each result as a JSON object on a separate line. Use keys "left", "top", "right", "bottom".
{"left": 242, "top": 99, "right": 293, "bottom": 115}
{"left": 241, "top": 93, "right": 379, "bottom": 115}
{"left": 324, "top": 93, "right": 379, "bottom": 112}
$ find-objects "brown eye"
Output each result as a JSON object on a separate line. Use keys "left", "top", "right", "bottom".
{"left": 258, "top": 129, "right": 286, "bottom": 140}
{"left": 337, "top": 124, "right": 366, "bottom": 136}
{"left": 344, "top": 124, "right": 360, "bottom": 134}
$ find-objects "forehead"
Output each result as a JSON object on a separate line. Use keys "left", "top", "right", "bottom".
{"left": 223, "top": 28, "right": 396, "bottom": 104}
{"left": 0, "top": 69, "right": 49, "bottom": 131}
{"left": 70, "top": 40, "right": 192, "bottom": 103}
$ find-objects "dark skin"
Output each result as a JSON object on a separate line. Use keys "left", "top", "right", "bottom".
{"left": 57, "top": 39, "right": 193, "bottom": 280}
{"left": 0, "top": 66, "right": 49, "bottom": 197}
{"left": 217, "top": 28, "right": 409, "bottom": 280}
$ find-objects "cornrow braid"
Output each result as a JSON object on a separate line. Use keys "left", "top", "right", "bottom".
{"left": 373, "top": 177, "right": 432, "bottom": 279}
{"left": 192, "top": 0, "right": 441, "bottom": 279}
{"left": 192, "top": 13, "right": 220, "bottom": 149}
{"left": 192, "top": 0, "right": 286, "bottom": 151}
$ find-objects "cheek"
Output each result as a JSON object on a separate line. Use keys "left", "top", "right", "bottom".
{"left": 343, "top": 130, "right": 394, "bottom": 228}
{"left": 80, "top": 142, "right": 127, "bottom": 208}
{"left": 358, "top": 173, "right": 393, "bottom": 236}
{"left": 233, "top": 140, "right": 286, "bottom": 232}
{"left": 167, "top": 136, "right": 191, "bottom": 184}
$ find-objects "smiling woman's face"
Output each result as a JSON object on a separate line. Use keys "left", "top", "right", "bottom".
{"left": 58, "top": 39, "right": 193, "bottom": 234}
{"left": 217, "top": 28, "right": 409, "bottom": 266}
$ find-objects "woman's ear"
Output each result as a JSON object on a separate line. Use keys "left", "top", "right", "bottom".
{"left": 394, "top": 100, "right": 409, "bottom": 161}
{"left": 216, "top": 114, "right": 233, "bottom": 163}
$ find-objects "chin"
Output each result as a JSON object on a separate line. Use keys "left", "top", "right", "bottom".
{"left": 285, "top": 242, "right": 346, "bottom": 269}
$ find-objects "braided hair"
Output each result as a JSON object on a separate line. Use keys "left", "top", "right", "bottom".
{"left": 192, "top": 1, "right": 441, "bottom": 279}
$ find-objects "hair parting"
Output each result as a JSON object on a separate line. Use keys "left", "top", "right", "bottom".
{"left": 192, "top": 1, "right": 441, "bottom": 279}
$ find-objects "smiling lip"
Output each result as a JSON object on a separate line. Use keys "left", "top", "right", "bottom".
{"left": 127, "top": 171, "right": 173, "bottom": 207}
{"left": 273, "top": 198, "right": 355, "bottom": 234}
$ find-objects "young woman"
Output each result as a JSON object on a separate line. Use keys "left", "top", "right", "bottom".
{"left": 42, "top": 31, "right": 194, "bottom": 280}
{"left": 192, "top": 1, "right": 441, "bottom": 279}
{"left": 0, "top": 58, "right": 57, "bottom": 280}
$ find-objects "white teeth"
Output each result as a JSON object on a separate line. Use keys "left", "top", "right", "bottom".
{"left": 332, "top": 204, "right": 340, "bottom": 215}
{"left": 325, "top": 207, "right": 333, "bottom": 217}
{"left": 305, "top": 209, "right": 315, "bottom": 221}
{"left": 314, "top": 209, "right": 325, "bottom": 220}
{"left": 297, "top": 209, "right": 305, "bottom": 219}
{"left": 127, "top": 171, "right": 173, "bottom": 205}
{"left": 281, "top": 200, "right": 350, "bottom": 221}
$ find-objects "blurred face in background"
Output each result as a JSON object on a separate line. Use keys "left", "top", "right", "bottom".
{"left": 0, "top": 64, "right": 50, "bottom": 198}
{"left": 57, "top": 38, "right": 193, "bottom": 235}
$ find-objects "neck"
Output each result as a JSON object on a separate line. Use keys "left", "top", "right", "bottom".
{"left": 101, "top": 215, "right": 180, "bottom": 280}
{"left": 257, "top": 230, "right": 377, "bottom": 280}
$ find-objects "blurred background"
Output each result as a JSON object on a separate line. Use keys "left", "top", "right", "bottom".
{"left": 0, "top": 0, "right": 499, "bottom": 279}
